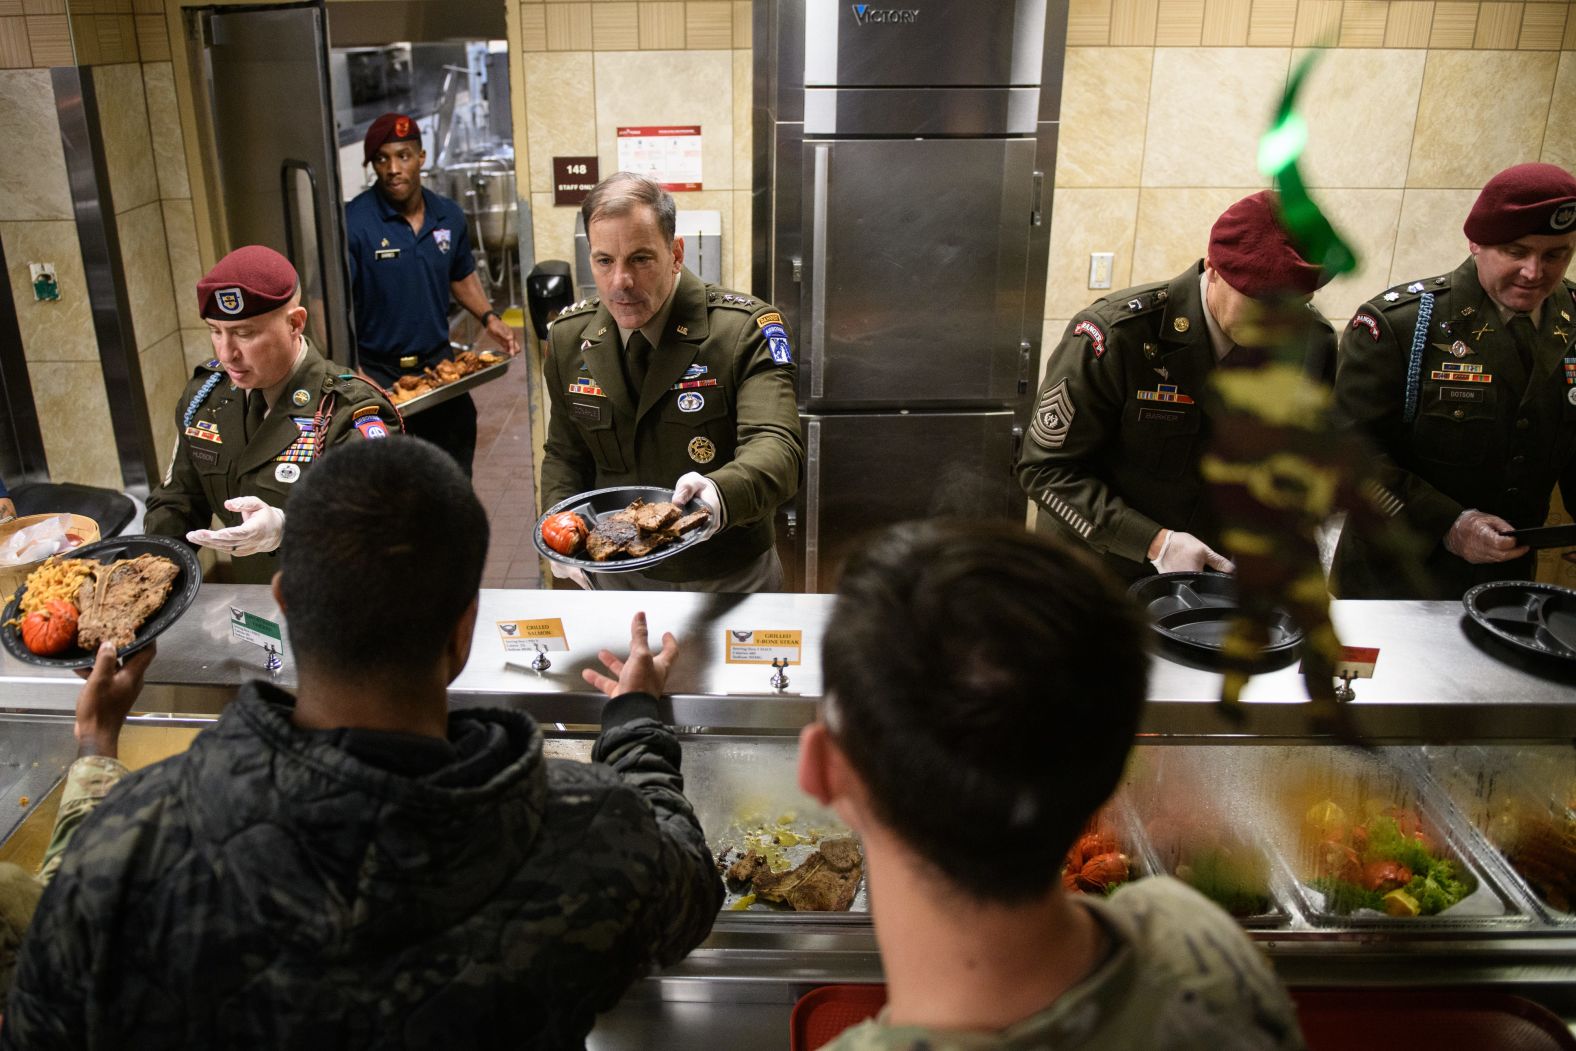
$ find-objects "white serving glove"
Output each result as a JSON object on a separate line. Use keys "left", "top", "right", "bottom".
{"left": 548, "top": 559, "right": 590, "bottom": 589}
{"left": 1444, "top": 509, "right": 1526, "bottom": 564}
{"left": 672, "top": 472, "right": 724, "bottom": 541}
{"left": 186, "top": 496, "right": 286, "bottom": 558}
{"left": 1149, "top": 528, "right": 1236, "bottom": 574}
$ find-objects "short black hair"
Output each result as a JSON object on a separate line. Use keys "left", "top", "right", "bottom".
{"left": 279, "top": 437, "right": 488, "bottom": 679}
{"left": 822, "top": 520, "right": 1149, "bottom": 904}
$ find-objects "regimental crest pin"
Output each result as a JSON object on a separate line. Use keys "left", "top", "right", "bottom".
{"left": 1172, "top": 317, "right": 1190, "bottom": 333}
{"left": 1552, "top": 202, "right": 1576, "bottom": 232}
{"left": 215, "top": 287, "right": 245, "bottom": 315}
{"left": 1030, "top": 378, "right": 1075, "bottom": 450}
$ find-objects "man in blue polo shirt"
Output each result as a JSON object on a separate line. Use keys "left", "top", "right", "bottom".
{"left": 345, "top": 112, "right": 519, "bottom": 476}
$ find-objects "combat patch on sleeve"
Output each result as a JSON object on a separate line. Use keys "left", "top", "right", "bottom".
{"left": 1351, "top": 313, "right": 1380, "bottom": 341}
{"left": 1030, "top": 378, "right": 1075, "bottom": 449}
{"left": 761, "top": 321, "right": 794, "bottom": 364}
{"left": 1073, "top": 320, "right": 1107, "bottom": 358}
{"left": 354, "top": 415, "right": 390, "bottom": 440}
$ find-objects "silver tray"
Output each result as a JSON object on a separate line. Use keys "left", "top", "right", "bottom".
{"left": 388, "top": 354, "right": 513, "bottom": 417}
{"left": 534, "top": 485, "right": 709, "bottom": 574}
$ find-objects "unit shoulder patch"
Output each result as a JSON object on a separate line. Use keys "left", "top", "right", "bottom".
{"left": 1350, "top": 313, "right": 1381, "bottom": 341}
{"left": 1072, "top": 320, "right": 1107, "bottom": 358}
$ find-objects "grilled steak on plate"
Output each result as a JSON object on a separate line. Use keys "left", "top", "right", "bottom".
{"left": 76, "top": 554, "right": 180, "bottom": 650}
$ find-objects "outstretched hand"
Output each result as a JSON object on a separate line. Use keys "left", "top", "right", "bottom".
{"left": 72, "top": 641, "right": 156, "bottom": 759}
{"left": 582, "top": 611, "right": 678, "bottom": 699}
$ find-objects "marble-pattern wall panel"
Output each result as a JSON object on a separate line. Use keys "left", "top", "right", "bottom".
{"left": 731, "top": 48, "right": 749, "bottom": 192}
{"left": 1306, "top": 188, "right": 1403, "bottom": 324}
{"left": 530, "top": 190, "right": 579, "bottom": 283}
{"left": 1294, "top": 49, "right": 1425, "bottom": 189}
{"left": 141, "top": 61, "right": 187, "bottom": 200}
{"left": 32, "top": 361, "right": 122, "bottom": 489}
{"left": 1388, "top": 188, "right": 1478, "bottom": 288}
{"left": 1056, "top": 47, "right": 1152, "bottom": 189}
{"left": 92, "top": 62, "right": 157, "bottom": 213}
{"left": 1141, "top": 48, "right": 1288, "bottom": 187}
{"left": 179, "top": 328, "right": 211, "bottom": 373}
{"left": 522, "top": 52, "right": 595, "bottom": 196}
{"left": 1542, "top": 52, "right": 1575, "bottom": 173}
{"left": 731, "top": 188, "right": 750, "bottom": 292}
{"left": 0, "top": 69, "right": 72, "bottom": 220}
{"left": 139, "top": 329, "right": 185, "bottom": 472}
{"left": 1042, "top": 188, "right": 1141, "bottom": 319}
{"left": 1, "top": 219, "right": 95, "bottom": 362}
{"left": 593, "top": 50, "right": 733, "bottom": 191}
{"left": 160, "top": 198, "right": 198, "bottom": 317}
{"left": 1408, "top": 50, "right": 1558, "bottom": 188}
{"left": 117, "top": 199, "right": 177, "bottom": 350}
{"left": 1131, "top": 187, "right": 1259, "bottom": 282}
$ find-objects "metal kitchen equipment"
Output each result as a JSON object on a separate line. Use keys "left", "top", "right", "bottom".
{"left": 755, "top": 0, "right": 1067, "bottom": 590}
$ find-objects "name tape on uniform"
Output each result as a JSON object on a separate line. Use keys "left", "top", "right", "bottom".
{"left": 724, "top": 629, "right": 802, "bottom": 665}
{"left": 496, "top": 618, "right": 569, "bottom": 652}
{"left": 230, "top": 607, "right": 283, "bottom": 650}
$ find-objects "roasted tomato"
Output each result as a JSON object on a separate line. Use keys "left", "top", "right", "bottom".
{"left": 1360, "top": 859, "right": 1413, "bottom": 893}
{"left": 20, "top": 599, "right": 78, "bottom": 656}
{"left": 1069, "top": 830, "right": 1118, "bottom": 870}
{"left": 1074, "top": 852, "right": 1129, "bottom": 893}
{"left": 542, "top": 511, "right": 589, "bottom": 556}
{"left": 1316, "top": 840, "right": 1362, "bottom": 884}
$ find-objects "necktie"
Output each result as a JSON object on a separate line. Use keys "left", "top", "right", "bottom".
{"left": 625, "top": 331, "right": 651, "bottom": 393}
{"left": 244, "top": 391, "right": 267, "bottom": 441}
{"left": 1508, "top": 314, "right": 1538, "bottom": 378}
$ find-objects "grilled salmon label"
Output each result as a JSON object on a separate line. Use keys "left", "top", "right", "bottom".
{"left": 725, "top": 629, "right": 802, "bottom": 665}
{"left": 496, "top": 618, "right": 568, "bottom": 652}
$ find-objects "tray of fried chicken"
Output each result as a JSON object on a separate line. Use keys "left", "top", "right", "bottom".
{"left": 385, "top": 348, "right": 510, "bottom": 415}
{"left": 534, "top": 485, "right": 712, "bottom": 573}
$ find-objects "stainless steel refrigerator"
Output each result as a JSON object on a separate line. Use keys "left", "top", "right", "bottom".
{"left": 755, "top": 0, "right": 1066, "bottom": 591}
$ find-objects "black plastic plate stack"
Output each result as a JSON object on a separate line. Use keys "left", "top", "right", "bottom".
{"left": 1127, "top": 571, "right": 1304, "bottom": 663}
{"left": 533, "top": 486, "right": 710, "bottom": 574}
{"left": 1462, "top": 581, "right": 1576, "bottom": 664}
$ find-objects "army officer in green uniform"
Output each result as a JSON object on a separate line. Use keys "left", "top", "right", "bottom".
{"left": 541, "top": 172, "right": 803, "bottom": 592}
{"left": 1332, "top": 163, "right": 1576, "bottom": 599}
{"left": 1017, "top": 191, "right": 1336, "bottom": 583}
{"left": 145, "top": 245, "right": 401, "bottom": 583}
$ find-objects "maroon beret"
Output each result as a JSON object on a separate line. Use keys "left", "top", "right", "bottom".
{"left": 1463, "top": 163, "right": 1576, "bottom": 245}
{"left": 364, "top": 112, "right": 421, "bottom": 166}
{"left": 196, "top": 245, "right": 298, "bottom": 320}
{"left": 1207, "top": 190, "right": 1328, "bottom": 299}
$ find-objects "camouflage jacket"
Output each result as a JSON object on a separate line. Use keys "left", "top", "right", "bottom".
{"left": 1, "top": 683, "right": 722, "bottom": 1049}
{"left": 824, "top": 878, "right": 1305, "bottom": 1051}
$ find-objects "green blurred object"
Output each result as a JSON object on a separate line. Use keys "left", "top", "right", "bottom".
{"left": 1259, "top": 51, "right": 1358, "bottom": 280}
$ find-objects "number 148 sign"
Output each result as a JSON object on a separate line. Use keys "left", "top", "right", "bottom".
{"left": 553, "top": 156, "right": 600, "bottom": 207}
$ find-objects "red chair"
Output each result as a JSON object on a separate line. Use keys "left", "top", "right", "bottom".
{"left": 1293, "top": 988, "right": 1576, "bottom": 1051}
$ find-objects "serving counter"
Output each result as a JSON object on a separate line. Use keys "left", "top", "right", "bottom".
{"left": 3, "top": 586, "right": 1575, "bottom": 1044}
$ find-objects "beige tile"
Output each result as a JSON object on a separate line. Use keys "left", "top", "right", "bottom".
{"left": 594, "top": 49, "right": 733, "bottom": 190}
{"left": 1408, "top": 51, "right": 1558, "bottom": 188}
{"left": 1429, "top": 1, "right": 1477, "bottom": 46}
{"left": 521, "top": 4, "right": 547, "bottom": 50}
{"left": 139, "top": 329, "right": 185, "bottom": 467}
{"left": 32, "top": 362, "right": 124, "bottom": 489}
{"left": 1517, "top": 1, "right": 1565, "bottom": 48}
{"left": 1339, "top": 0, "right": 1387, "bottom": 45}
{"left": 1110, "top": 0, "right": 1158, "bottom": 44}
{"left": 1384, "top": 1, "right": 1434, "bottom": 46}
{"left": 1293, "top": 0, "right": 1342, "bottom": 45}
{"left": 1306, "top": 189, "right": 1403, "bottom": 323}
{"left": 0, "top": 69, "right": 72, "bottom": 219}
{"left": 685, "top": 1, "right": 730, "bottom": 48}
{"left": 1472, "top": 1, "right": 1521, "bottom": 46}
{"left": 1157, "top": 0, "right": 1204, "bottom": 44}
{"left": 1201, "top": 0, "right": 1250, "bottom": 43}
{"left": 730, "top": 187, "right": 751, "bottom": 291}
{"left": 142, "top": 62, "right": 188, "bottom": 200}
{"left": 1542, "top": 52, "right": 1576, "bottom": 173}
{"left": 1565, "top": 5, "right": 1576, "bottom": 49}
{"left": 592, "top": 1, "right": 637, "bottom": 47}
{"left": 131, "top": 11, "right": 163, "bottom": 59}
{"left": 24, "top": 13, "right": 68, "bottom": 64}
{"left": 638, "top": 2, "right": 684, "bottom": 47}
{"left": 130, "top": 0, "right": 158, "bottom": 13}
{"left": 530, "top": 190, "right": 579, "bottom": 276}
{"left": 522, "top": 52, "right": 596, "bottom": 195}
{"left": 1294, "top": 48, "right": 1425, "bottom": 188}
{"left": 1131, "top": 187, "right": 1256, "bottom": 281}
{"left": 160, "top": 198, "right": 198, "bottom": 314}
{"left": 732, "top": 0, "right": 749, "bottom": 47}
{"left": 732, "top": 46, "right": 750, "bottom": 191}
{"left": 0, "top": 16, "right": 28, "bottom": 67}
{"left": 1247, "top": 0, "right": 1295, "bottom": 44}
{"left": 117, "top": 199, "right": 177, "bottom": 349}
{"left": 1056, "top": 47, "right": 1152, "bottom": 189}
{"left": 179, "top": 327, "right": 211, "bottom": 373}
{"left": 1388, "top": 188, "right": 1476, "bottom": 288}
{"left": 545, "top": 2, "right": 592, "bottom": 48}
{"left": 67, "top": 15, "right": 94, "bottom": 64}
{"left": 96, "top": 14, "right": 138, "bottom": 63}
{"left": 23, "top": 0, "right": 65, "bottom": 13}
{"left": 1141, "top": 48, "right": 1286, "bottom": 188}
{"left": 93, "top": 63, "right": 158, "bottom": 213}
{"left": 1067, "top": 0, "right": 1111, "bottom": 45}
{"left": 1, "top": 219, "right": 96, "bottom": 363}
{"left": 1043, "top": 188, "right": 1141, "bottom": 318}
{"left": 0, "top": 1, "right": 22, "bottom": 16}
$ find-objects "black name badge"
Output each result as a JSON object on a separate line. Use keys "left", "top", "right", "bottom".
{"left": 374, "top": 248, "right": 400, "bottom": 261}
{"left": 1442, "top": 387, "right": 1484, "bottom": 403}
{"left": 571, "top": 401, "right": 602, "bottom": 422}
{"left": 1137, "top": 407, "right": 1186, "bottom": 424}
{"left": 188, "top": 445, "right": 219, "bottom": 466}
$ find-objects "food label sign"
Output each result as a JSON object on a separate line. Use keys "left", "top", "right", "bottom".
{"left": 496, "top": 618, "right": 569, "bottom": 652}
{"left": 552, "top": 156, "right": 599, "bottom": 207}
{"left": 724, "top": 629, "right": 801, "bottom": 665}
{"left": 616, "top": 126, "right": 702, "bottom": 191}
{"left": 229, "top": 607, "right": 282, "bottom": 649}
{"left": 1301, "top": 645, "right": 1380, "bottom": 679}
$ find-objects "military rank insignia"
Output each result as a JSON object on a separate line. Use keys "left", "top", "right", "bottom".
{"left": 276, "top": 418, "right": 317, "bottom": 464}
{"left": 184, "top": 420, "right": 222, "bottom": 444}
{"left": 1030, "top": 378, "right": 1074, "bottom": 449}
{"left": 1135, "top": 383, "right": 1195, "bottom": 404}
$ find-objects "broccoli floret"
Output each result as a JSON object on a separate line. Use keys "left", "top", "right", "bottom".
{"left": 1402, "top": 861, "right": 1472, "bottom": 915}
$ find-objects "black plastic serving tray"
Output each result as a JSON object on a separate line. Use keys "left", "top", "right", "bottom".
{"left": 0, "top": 534, "right": 201, "bottom": 669}
{"left": 533, "top": 485, "right": 709, "bottom": 574}
{"left": 1463, "top": 581, "right": 1576, "bottom": 663}
{"left": 1127, "top": 571, "right": 1303, "bottom": 660}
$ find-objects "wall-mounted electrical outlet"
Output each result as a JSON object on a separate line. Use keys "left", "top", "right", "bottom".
{"left": 1088, "top": 252, "right": 1114, "bottom": 290}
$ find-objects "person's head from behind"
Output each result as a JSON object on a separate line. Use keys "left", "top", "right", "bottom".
{"left": 798, "top": 520, "right": 1149, "bottom": 905}
{"left": 275, "top": 437, "right": 488, "bottom": 690}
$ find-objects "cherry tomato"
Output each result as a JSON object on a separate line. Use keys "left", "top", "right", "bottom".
{"left": 1360, "top": 859, "right": 1413, "bottom": 893}
{"left": 21, "top": 599, "right": 79, "bottom": 656}
{"left": 542, "top": 511, "right": 588, "bottom": 556}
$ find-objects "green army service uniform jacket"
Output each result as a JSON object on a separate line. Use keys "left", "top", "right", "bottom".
{"left": 1017, "top": 261, "right": 1336, "bottom": 583}
{"left": 1331, "top": 258, "right": 1576, "bottom": 598}
{"left": 144, "top": 343, "right": 401, "bottom": 583}
{"left": 541, "top": 268, "right": 804, "bottom": 584}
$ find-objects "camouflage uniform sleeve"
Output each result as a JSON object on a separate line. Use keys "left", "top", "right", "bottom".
{"left": 539, "top": 335, "right": 598, "bottom": 510}
{"left": 708, "top": 308, "right": 803, "bottom": 528}
{"left": 0, "top": 840, "right": 98, "bottom": 1049}
{"left": 1334, "top": 306, "right": 1463, "bottom": 541}
{"left": 1017, "top": 315, "right": 1164, "bottom": 563}
{"left": 144, "top": 386, "right": 214, "bottom": 539}
{"left": 591, "top": 691, "right": 722, "bottom": 964}
{"left": 0, "top": 862, "right": 44, "bottom": 1017}
{"left": 36, "top": 756, "right": 130, "bottom": 886}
